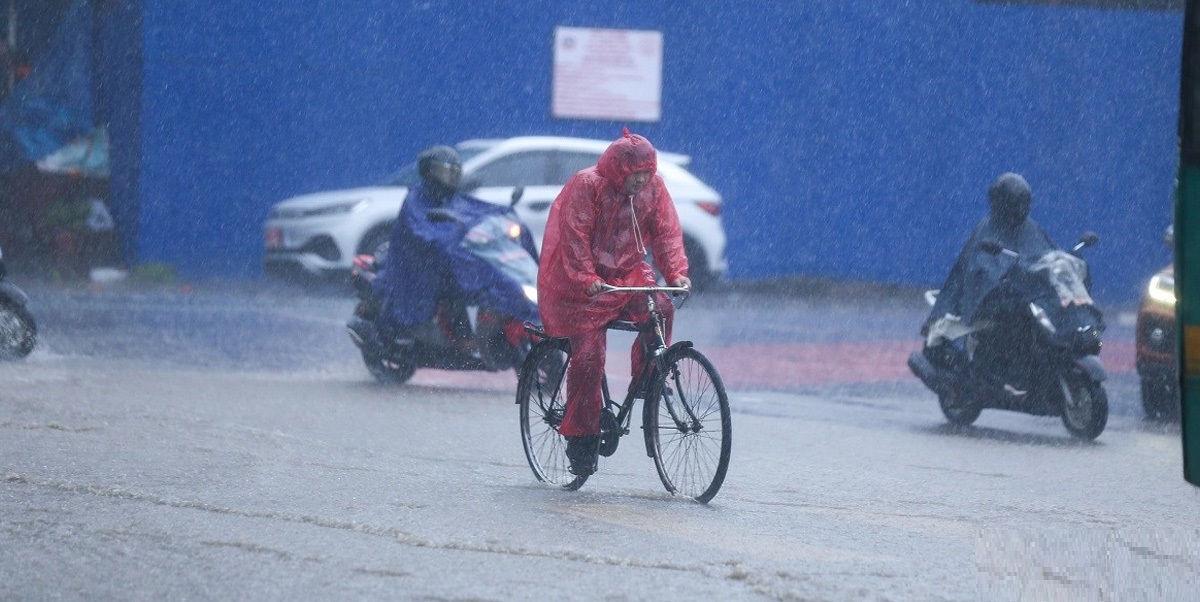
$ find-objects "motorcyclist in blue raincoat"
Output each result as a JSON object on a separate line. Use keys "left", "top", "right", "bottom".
{"left": 372, "top": 145, "right": 539, "bottom": 346}
{"left": 923, "top": 172, "right": 1056, "bottom": 335}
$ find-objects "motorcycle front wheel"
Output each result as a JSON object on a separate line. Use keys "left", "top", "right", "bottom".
{"left": 362, "top": 348, "right": 415, "bottom": 385}
{"left": 1059, "top": 374, "right": 1108, "bottom": 440}
{"left": 0, "top": 300, "right": 36, "bottom": 360}
{"left": 938, "top": 386, "right": 982, "bottom": 426}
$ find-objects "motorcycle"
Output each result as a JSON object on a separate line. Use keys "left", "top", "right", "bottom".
{"left": 908, "top": 233, "right": 1109, "bottom": 440}
{"left": 345, "top": 190, "right": 540, "bottom": 385}
{"left": 0, "top": 244, "right": 37, "bottom": 360}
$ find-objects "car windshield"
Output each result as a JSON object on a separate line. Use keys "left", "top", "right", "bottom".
{"left": 381, "top": 146, "right": 490, "bottom": 187}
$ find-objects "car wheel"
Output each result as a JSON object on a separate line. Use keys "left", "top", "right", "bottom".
{"left": 358, "top": 225, "right": 392, "bottom": 259}
{"left": 1140, "top": 374, "right": 1178, "bottom": 421}
{"left": 683, "top": 236, "right": 716, "bottom": 290}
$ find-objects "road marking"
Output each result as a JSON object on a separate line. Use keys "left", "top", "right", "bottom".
{"left": 407, "top": 340, "right": 1138, "bottom": 392}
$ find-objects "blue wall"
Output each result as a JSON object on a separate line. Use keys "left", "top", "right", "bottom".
{"left": 126, "top": 0, "right": 1180, "bottom": 302}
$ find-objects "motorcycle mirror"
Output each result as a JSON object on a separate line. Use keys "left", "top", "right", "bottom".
{"left": 979, "top": 240, "right": 1003, "bottom": 255}
{"left": 1079, "top": 231, "right": 1100, "bottom": 247}
{"left": 510, "top": 186, "right": 525, "bottom": 207}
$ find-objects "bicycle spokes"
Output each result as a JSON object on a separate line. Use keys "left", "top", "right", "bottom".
{"left": 661, "top": 368, "right": 705, "bottom": 433}
{"left": 518, "top": 339, "right": 584, "bottom": 488}
{"left": 648, "top": 347, "right": 731, "bottom": 503}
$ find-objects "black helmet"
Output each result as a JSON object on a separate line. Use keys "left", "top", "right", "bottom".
{"left": 417, "top": 145, "right": 462, "bottom": 193}
{"left": 987, "top": 172, "right": 1031, "bottom": 228}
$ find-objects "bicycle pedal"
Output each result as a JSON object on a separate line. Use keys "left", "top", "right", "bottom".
{"left": 598, "top": 410, "right": 621, "bottom": 457}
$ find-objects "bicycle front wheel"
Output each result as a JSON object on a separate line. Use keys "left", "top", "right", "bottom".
{"left": 645, "top": 346, "right": 731, "bottom": 503}
{"left": 517, "top": 337, "right": 586, "bottom": 490}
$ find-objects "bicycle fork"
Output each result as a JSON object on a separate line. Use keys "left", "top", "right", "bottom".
{"left": 641, "top": 351, "right": 704, "bottom": 458}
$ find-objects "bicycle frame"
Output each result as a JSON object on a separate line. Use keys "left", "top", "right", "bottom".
{"left": 592, "top": 285, "right": 690, "bottom": 456}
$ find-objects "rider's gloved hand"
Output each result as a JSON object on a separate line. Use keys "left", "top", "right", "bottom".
{"left": 586, "top": 280, "right": 606, "bottom": 296}
{"left": 670, "top": 276, "right": 691, "bottom": 289}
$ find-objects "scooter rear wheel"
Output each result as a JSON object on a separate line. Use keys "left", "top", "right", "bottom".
{"left": 0, "top": 300, "right": 36, "bottom": 360}
{"left": 938, "top": 386, "right": 982, "bottom": 426}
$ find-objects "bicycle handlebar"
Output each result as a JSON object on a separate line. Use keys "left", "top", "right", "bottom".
{"left": 598, "top": 284, "right": 690, "bottom": 296}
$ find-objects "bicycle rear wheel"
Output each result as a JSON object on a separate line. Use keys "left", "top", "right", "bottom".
{"left": 645, "top": 346, "right": 731, "bottom": 503}
{"left": 517, "top": 338, "right": 586, "bottom": 490}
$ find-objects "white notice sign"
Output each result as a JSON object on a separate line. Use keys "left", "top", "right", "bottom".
{"left": 552, "top": 26, "right": 663, "bottom": 122}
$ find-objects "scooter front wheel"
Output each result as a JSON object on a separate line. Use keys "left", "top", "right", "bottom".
{"left": 1059, "top": 374, "right": 1108, "bottom": 440}
{"left": 938, "top": 386, "right": 982, "bottom": 426}
{"left": 0, "top": 300, "right": 36, "bottom": 360}
{"left": 362, "top": 348, "right": 415, "bottom": 385}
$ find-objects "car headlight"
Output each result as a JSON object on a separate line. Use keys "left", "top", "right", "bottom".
{"left": 522, "top": 285, "right": 538, "bottom": 304}
{"left": 1147, "top": 273, "right": 1175, "bottom": 306}
{"left": 270, "top": 199, "right": 367, "bottom": 219}
{"left": 1030, "top": 302, "right": 1056, "bottom": 334}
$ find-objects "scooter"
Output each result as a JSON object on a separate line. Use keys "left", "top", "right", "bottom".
{"left": 908, "top": 233, "right": 1109, "bottom": 440}
{"left": 0, "top": 244, "right": 37, "bottom": 360}
{"left": 345, "top": 191, "right": 540, "bottom": 385}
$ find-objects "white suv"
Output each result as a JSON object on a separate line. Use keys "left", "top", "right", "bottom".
{"left": 263, "top": 136, "right": 728, "bottom": 286}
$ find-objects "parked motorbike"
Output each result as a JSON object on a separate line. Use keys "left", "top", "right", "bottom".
{"left": 908, "top": 233, "right": 1109, "bottom": 440}
{"left": 0, "top": 244, "right": 37, "bottom": 360}
{"left": 345, "top": 191, "right": 540, "bottom": 385}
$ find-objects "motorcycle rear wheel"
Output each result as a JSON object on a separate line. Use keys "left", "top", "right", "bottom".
{"left": 938, "top": 386, "right": 982, "bottom": 426}
{"left": 0, "top": 301, "right": 36, "bottom": 360}
{"left": 1059, "top": 374, "right": 1108, "bottom": 440}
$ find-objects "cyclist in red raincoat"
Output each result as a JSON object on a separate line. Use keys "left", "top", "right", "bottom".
{"left": 538, "top": 129, "right": 691, "bottom": 476}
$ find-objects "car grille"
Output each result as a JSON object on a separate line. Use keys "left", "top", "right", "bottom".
{"left": 300, "top": 235, "right": 341, "bottom": 261}
{"left": 1139, "top": 314, "right": 1176, "bottom": 354}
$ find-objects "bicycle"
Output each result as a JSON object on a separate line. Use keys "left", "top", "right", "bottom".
{"left": 516, "top": 284, "right": 732, "bottom": 503}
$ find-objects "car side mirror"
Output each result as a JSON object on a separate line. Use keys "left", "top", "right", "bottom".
{"left": 510, "top": 186, "right": 525, "bottom": 207}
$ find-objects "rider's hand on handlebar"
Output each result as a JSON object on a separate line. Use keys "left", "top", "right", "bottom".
{"left": 670, "top": 276, "right": 691, "bottom": 290}
{"left": 586, "top": 280, "right": 606, "bottom": 296}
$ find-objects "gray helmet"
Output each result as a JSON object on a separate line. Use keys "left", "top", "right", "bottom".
{"left": 417, "top": 145, "right": 462, "bottom": 192}
{"left": 988, "top": 172, "right": 1031, "bottom": 228}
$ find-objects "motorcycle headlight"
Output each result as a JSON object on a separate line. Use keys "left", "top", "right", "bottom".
{"left": 522, "top": 285, "right": 538, "bottom": 304}
{"left": 1147, "top": 273, "right": 1175, "bottom": 306}
{"left": 1030, "top": 302, "right": 1056, "bottom": 334}
{"left": 507, "top": 222, "right": 522, "bottom": 239}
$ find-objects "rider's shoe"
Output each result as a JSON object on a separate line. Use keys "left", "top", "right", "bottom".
{"left": 565, "top": 435, "right": 599, "bottom": 476}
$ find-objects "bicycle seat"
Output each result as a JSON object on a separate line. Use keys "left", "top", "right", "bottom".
{"left": 523, "top": 322, "right": 562, "bottom": 340}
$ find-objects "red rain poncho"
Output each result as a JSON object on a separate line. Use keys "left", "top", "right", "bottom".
{"left": 537, "top": 131, "right": 688, "bottom": 337}
{"left": 538, "top": 130, "right": 689, "bottom": 438}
